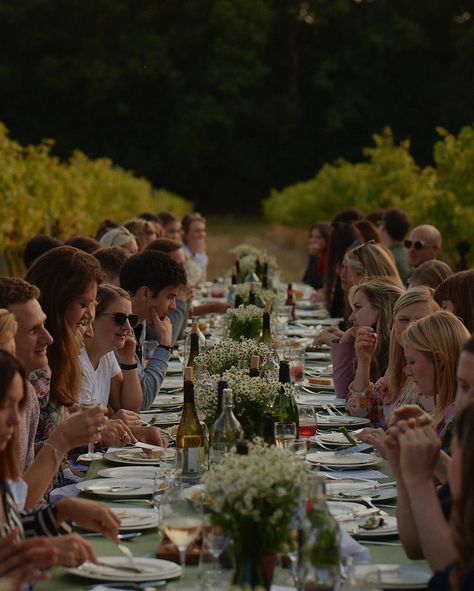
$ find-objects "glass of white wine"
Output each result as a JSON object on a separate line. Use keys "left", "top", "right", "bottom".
{"left": 274, "top": 422, "right": 297, "bottom": 448}
{"left": 160, "top": 482, "right": 203, "bottom": 579}
{"left": 79, "top": 391, "right": 103, "bottom": 461}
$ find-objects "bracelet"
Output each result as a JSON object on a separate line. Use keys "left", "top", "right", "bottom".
{"left": 157, "top": 344, "right": 173, "bottom": 353}
{"left": 44, "top": 441, "right": 64, "bottom": 468}
{"left": 120, "top": 362, "right": 138, "bottom": 370}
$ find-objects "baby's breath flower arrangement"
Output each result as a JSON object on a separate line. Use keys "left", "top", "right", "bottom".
{"left": 194, "top": 338, "right": 273, "bottom": 376}
{"left": 234, "top": 283, "right": 281, "bottom": 308}
{"left": 202, "top": 439, "right": 312, "bottom": 555}
{"left": 227, "top": 304, "right": 263, "bottom": 340}
{"left": 196, "top": 367, "right": 283, "bottom": 437}
{"left": 229, "top": 244, "right": 279, "bottom": 282}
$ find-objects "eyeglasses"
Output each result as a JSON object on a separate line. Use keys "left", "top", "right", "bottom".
{"left": 404, "top": 240, "right": 436, "bottom": 251}
{"left": 100, "top": 312, "right": 139, "bottom": 328}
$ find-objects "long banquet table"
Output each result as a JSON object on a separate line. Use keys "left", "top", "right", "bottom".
{"left": 37, "top": 285, "right": 429, "bottom": 589}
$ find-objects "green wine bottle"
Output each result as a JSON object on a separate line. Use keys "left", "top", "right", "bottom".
{"left": 272, "top": 360, "right": 299, "bottom": 432}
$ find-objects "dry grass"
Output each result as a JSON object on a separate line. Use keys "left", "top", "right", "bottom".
{"left": 206, "top": 215, "right": 308, "bottom": 282}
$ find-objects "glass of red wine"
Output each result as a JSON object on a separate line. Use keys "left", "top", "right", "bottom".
{"left": 298, "top": 405, "right": 318, "bottom": 437}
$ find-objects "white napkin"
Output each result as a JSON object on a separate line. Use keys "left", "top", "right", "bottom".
{"left": 340, "top": 528, "right": 371, "bottom": 564}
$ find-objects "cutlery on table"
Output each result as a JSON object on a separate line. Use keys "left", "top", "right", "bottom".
{"left": 84, "top": 485, "right": 142, "bottom": 493}
{"left": 116, "top": 542, "right": 147, "bottom": 573}
{"left": 327, "top": 403, "right": 345, "bottom": 416}
{"left": 82, "top": 531, "right": 143, "bottom": 541}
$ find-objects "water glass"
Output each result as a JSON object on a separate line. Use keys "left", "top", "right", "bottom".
{"left": 298, "top": 405, "right": 318, "bottom": 437}
{"left": 290, "top": 438, "right": 308, "bottom": 463}
{"left": 346, "top": 564, "right": 382, "bottom": 590}
{"left": 274, "top": 422, "right": 297, "bottom": 448}
{"left": 289, "top": 344, "right": 305, "bottom": 383}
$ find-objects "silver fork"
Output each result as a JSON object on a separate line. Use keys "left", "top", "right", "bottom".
{"left": 327, "top": 403, "right": 345, "bottom": 416}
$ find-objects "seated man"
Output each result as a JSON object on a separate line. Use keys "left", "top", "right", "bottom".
{"left": 379, "top": 208, "right": 411, "bottom": 284}
{"left": 119, "top": 250, "right": 186, "bottom": 410}
{"left": 93, "top": 246, "right": 129, "bottom": 286}
{"left": 181, "top": 212, "right": 208, "bottom": 284}
{"left": 405, "top": 224, "right": 442, "bottom": 270}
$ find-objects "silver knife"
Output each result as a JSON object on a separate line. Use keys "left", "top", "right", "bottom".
{"left": 335, "top": 443, "right": 373, "bottom": 455}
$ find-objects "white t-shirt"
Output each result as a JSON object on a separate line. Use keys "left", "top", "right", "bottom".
{"left": 79, "top": 349, "right": 121, "bottom": 406}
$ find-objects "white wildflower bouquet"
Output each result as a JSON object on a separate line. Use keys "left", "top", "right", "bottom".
{"left": 234, "top": 283, "right": 281, "bottom": 308}
{"left": 194, "top": 338, "right": 274, "bottom": 377}
{"left": 202, "top": 439, "right": 312, "bottom": 554}
{"left": 229, "top": 243, "right": 279, "bottom": 282}
{"left": 227, "top": 304, "right": 263, "bottom": 340}
{"left": 196, "top": 367, "right": 281, "bottom": 437}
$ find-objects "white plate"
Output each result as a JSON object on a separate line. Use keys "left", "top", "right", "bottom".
{"left": 166, "top": 360, "right": 183, "bottom": 374}
{"left": 67, "top": 556, "right": 181, "bottom": 582}
{"left": 305, "top": 350, "right": 331, "bottom": 361}
{"left": 311, "top": 435, "right": 352, "bottom": 449}
{"left": 297, "top": 395, "right": 344, "bottom": 409}
{"left": 295, "top": 309, "right": 330, "bottom": 318}
{"left": 326, "top": 500, "right": 367, "bottom": 518}
{"left": 369, "top": 564, "right": 432, "bottom": 589}
{"left": 76, "top": 478, "right": 155, "bottom": 498}
{"left": 97, "top": 466, "right": 164, "bottom": 479}
{"left": 139, "top": 412, "right": 181, "bottom": 426}
{"left": 150, "top": 394, "right": 183, "bottom": 409}
{"left": 161, "top": 376, "right": 183, "bottom": 390}
{"left": 283, "top": 327, "right": 315, "bottom": 337}
{"left": 326, "top": 481, "right": 398, "bottom": 502}
{"left": 110, "top": 507, "right": 159, "bottom": 531}
{"left": 104, "top": 448, "right": 174, "bottom": 466}
{"left": 317, "top": 431, "right": 354, "bottom": 445}
{"left": 306, "top": 451, "right": 380, "bottom": 468}
{"left": 303, "top": 378, "right": 335, "bottom": 390}
{"left": 354, "top": 515, "right": 398, "bottom": 538}
{"left": 316, "top": 415, "right": 371, "bottom": 428}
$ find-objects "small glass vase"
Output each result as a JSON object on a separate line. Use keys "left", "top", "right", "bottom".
{"left": 232, "top": 519, "right": 274, "bottom": 591}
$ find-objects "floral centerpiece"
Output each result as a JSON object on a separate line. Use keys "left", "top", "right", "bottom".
{"left": 234, "top": 283, "right": 281, "bottom": 309}
{"left": 196, "top": 367, "right": 285, "bottom": 437}
{"left": 229, "top": 243, "right": 279, "bottom": 283}
{"left": 202, "top": 440, "right": 312, "bottom": 589}
{"left": 226, "top": 304, "right": 263, "bottom": 340}
{"left": 194, "top": 338, "right": 274, "bottom": 376}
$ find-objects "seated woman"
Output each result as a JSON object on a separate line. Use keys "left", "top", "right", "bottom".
{"left": 331, "top": 277, "right": 404, "bottom": 400}
{"left": 181, "top": 212, "right": 208, "bottom": 285}
{"left": 383, "top": 335, "right": 474, "bottom": 577}
{"left": 302, "top": 222, "right": 331, "bottom": 290}
{"left": 409, "top": 259, "right": 453, "bottom": 289}
{"left": 402, "top": 311, "right": 470, "bottom": 443}
{"left": 79, "top": 285, "right": 143, "bottom": 414}
{"left": 346, "top": 286, "right": 440, "bottom": 427}
{"left": 434, "top": 269, "right": 474, "bottom": 333}
{"left": 123, "top": 218, "right": 157, "bottom": 251}
{"left": 0, "top": 350, "right": 120, "bottom": 575}
{"left": 99, "top": 226, "right": 139, "bottom": 256}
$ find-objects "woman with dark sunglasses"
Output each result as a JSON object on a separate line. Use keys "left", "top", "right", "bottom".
{"left": 79, "top": 285, "right": 142, "bottom": 414}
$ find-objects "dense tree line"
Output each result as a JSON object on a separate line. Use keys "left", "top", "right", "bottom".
{"left": 0, "top": 0, "right": 472, "bottom": 212}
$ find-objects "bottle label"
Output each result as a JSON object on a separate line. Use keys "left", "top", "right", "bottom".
{"left": 184, "top": 447, "right": 204, "bottom": 474}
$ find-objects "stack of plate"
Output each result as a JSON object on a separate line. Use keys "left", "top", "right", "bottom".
{"left": 326, "top": 480, "right": 397, "bottom": 502}
{"left": 110, "top": 507, "right": 159, "bottom": 531}
{"left": 311, "top": 431, "right": 354, "bottom": 448}
{"left": 97, "top": 466, "right": 163, "bottom": 479}
{"left": 103, "top": 448, "right": 174, "bottom": 466}
{"left": 316, "top": 414, "right": 371, "bottom": 428}
{"left": 306, "top": 451, "right": 381, "bottom": 470}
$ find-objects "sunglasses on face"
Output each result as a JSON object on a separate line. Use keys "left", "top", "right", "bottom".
{"left": 404, "top": 240, "right": 435, "bottom": 251}
{"left": 100, "top": 312, "right": 139, "bottom": 328}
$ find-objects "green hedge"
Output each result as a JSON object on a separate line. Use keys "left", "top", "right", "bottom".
{"left": 263, "top": 127, "right": 474, "bottom": 265}
{"left": 0, "top": 123, "right": 192, "bottom": 273}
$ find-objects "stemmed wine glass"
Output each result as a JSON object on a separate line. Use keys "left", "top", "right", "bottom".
{"left": 79, "top": 390, "right": 103, "bottom": 460}
{"left": 202, "top": 516, "right": 231, "bottom": 571}
{"left": 160, "top": 480, "right": 203, "bottom": 579}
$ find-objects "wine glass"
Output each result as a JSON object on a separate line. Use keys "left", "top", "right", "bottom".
{"left": 274, "top": 422, "right": 297, "bottom": 448}
{"left": 79, "top": 391, "right": 103, "bottom": 461}
{"left": 298, "top": 405, "right": 318, "bottom": 437}
{"left": 161, "top": 482, "right": 203, "bottom": 578}
{"left": 202, "top": 516, "right": 231, "bottom": 571}
{"left": 290, "top": 438, "right": 308, "bottom": 463}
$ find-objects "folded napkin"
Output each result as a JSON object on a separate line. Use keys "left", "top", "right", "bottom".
{"left": 321, "top": 469, "right": 388, "bottom": 480}
{"left": 340, "top": 527, "right": 371, "bottom": 564}
{"left": 49, "top": 483, "right": 79, "bottom": 502}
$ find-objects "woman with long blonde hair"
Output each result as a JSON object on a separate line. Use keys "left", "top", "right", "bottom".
{"left": 347, "top": 286, "right": 440, "bottom": 427}
{"left": 402, "top": 311, "right": 470, "bottom": 436}
{"left": 332, "top": 276, "right": 404, "bottom": 400}
{"left": 340, "top": 240, "right": 404, "bottom": 291}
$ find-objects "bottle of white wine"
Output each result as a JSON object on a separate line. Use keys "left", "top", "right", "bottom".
{"left": 273, "top": 360, "right": 299, "bottom": 433}
{"left": 259, "top": 302, "right": 273, "bottom": 345}
{"left": 210, "top": 388, "right": 244, "bottom": 462}
{"left": 249, "top": 355, "right": 260, "bottom": 378}
{"left": 187, "top": 321, "right": 200, "bottom": 378}
{"left": 176, "top": 367, "right": 204, "bottom": 481}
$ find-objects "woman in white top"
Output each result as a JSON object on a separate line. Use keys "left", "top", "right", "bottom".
{"left": 79, "top": 285, "right": 142, "bottom": 414}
